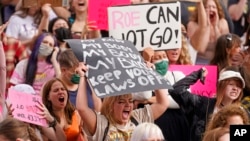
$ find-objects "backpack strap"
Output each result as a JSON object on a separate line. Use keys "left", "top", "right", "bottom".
{"left": 102, "top": 121, "right": 109, "bottom": 141}
{"left": 102, "top": 117, "right": 138, "bottom": 141}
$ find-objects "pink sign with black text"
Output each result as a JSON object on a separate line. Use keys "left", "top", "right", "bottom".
{"left": 168, "top": 65, "right": 218, "bottom": 98}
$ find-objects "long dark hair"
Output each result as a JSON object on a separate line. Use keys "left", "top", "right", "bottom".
{"left": 25, "top": 33, "right": 57, "bottom": 85}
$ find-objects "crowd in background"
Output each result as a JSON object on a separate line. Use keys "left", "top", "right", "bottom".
{"left": 0, "top": 0, "right": 250, "bottom": 141}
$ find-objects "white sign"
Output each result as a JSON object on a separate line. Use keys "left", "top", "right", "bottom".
{"left": 108, "top": 2, "right": 181, "bottom": 51}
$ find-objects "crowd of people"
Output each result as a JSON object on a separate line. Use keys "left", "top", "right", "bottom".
{"left": 0, "top": 0, "right": 250, "bottom": 141}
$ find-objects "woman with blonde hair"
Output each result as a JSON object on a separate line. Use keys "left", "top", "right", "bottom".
{"left": 166, "top": 34, "right": 193, "bottom": 65}
{"left": 131, "top": 122, "right": 165, "bottom": 141}
{"left": 76, "top": 63, "right": 169, "bottom": 141}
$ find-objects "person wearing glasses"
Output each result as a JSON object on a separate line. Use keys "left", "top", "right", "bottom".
{"left": 210, "top": 33, "right": 241, "bottom": 74}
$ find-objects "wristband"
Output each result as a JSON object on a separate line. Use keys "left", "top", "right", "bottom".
{"left": 48, "top": 118, "right": 57, "bottom": 128}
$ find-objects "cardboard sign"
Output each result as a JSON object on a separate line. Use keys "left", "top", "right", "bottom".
{"left": 23, "top": 0, "right": 69, "bottom": 8}
{"left": 168, "top": 65, "right": 218, "bottom": 97}
{"left": 88, "top": 0, "right": 131, "bottom": 30}
{"left": 66, "top": 38, "right": 172, "bottom": 98}
{"left": 108, "top": 2, "right": 181, "bottom": 51}
{"left": 8, "top": 88, "right": 48, "bottom": 127}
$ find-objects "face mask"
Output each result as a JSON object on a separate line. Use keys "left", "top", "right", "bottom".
{"left": 55, "top": 27, "right": 72, "bottom": 42}
{"left": 39, "top": 43, "right": 53, "bottom": 56}
{"left": 71, "top": 73, "right": 80, "bottom": 84}
{"left": 154, "top": 59, "right": 169, "bottom": 76}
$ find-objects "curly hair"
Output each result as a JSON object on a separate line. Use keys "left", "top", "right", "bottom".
{"left": 190, "top": 0, "right": 224, "bottom": 23}
{"left": 206, "top": 104, "right": 249, "bottom": 131}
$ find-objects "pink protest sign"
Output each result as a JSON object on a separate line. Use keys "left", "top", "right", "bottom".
{"left": 8, "top": 88, "right": 48, "bottom": 127}
{"left": 88, "top": 0, "right": 131, "bottom": 30}
{"left": 168, "top": 65, "right": 217, "bottom": 97}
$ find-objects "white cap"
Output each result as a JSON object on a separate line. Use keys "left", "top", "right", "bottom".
{"left": 218, "top": 70, "right": 245, "bottom": 88}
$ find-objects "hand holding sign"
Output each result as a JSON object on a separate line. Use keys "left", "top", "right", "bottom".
{"left": 66, "top": 37, "right": 172, "bottom": 98}
{"left": 36, "top": 101, "right": 54, "bottom": 124}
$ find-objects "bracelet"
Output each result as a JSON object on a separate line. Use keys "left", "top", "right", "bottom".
{"left": 48, "top": 118, "right": 57, "bottom": 128}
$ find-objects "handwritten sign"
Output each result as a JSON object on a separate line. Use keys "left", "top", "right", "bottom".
{"left": 23, "top": 0, "right": 69, "bottom": 8}
{"left": 88, "top": 0, "right": 131, "bottom": 30}
{"left": 8, "top": 88, "right": 48, "bottom": 127}
{"left": 66, "top": 38, "right": 172, "bottom": 98}
{"left": 108, "top": 2, "right": 181, "bottom": 51}
{"left": 169, "top": 65, "right": 218, "bottom": 97}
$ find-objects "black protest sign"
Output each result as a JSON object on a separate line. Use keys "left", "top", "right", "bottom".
{"left": 66, "top": 38, "right": 172, "bottom": 98}
{"left": 108, "top": 2, "right": 181, "bottom": 51}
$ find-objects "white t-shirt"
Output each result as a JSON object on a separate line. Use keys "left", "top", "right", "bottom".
{"left": 6, "top": 10, "right": 57, "bottom": 41}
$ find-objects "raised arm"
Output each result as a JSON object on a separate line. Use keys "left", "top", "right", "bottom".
{"left": 76, "top": 63, "right": 97, "bottom": 135}
{"left": 0, "top": 23, "right": 7, "bottom": 104}
{"left": 0, "top": 41, "right": 6, "bottom": 105}
{"left": 228, "top": 0, "right": 247, "bottom": 21}
{"left": 188, "top": 0, "right": 210, "bottom": 53}
{"left": 36, "top": 101, "right": 66, "bottom": 141}
{"left": 150, "top": 88, "right": 169, "bottom": 120}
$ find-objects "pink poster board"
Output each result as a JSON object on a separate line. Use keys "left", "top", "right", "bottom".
{"left": 88, "top": 0, "right": 131, "bottom": 30}
{"left": 168, "top": 65, "right": 218, "bottom": 97}
{"left": 8, "top": 88, "right": 48, "bottom": 127}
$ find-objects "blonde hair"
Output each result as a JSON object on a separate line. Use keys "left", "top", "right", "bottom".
{"left": 101, "top": 94, "right": 132, "bottom": 125}
{"left": 130, "top": 122, "right": 164, "bottom": 141}
{"left": 178, "top": 34, "right": 193, "bottom": 65}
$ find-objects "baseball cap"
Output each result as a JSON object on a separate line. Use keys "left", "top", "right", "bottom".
{"left": 218, "top": 70, "right": 245, "bottom": 88}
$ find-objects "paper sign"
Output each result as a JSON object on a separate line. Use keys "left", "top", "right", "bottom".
{"left": 88, "top": 0, "right": 131, "bottom": 30}
{"left": 23, "top": 0, "right": 69, "bottom": 8}
{"left": 108, "top": 2, "right": 181, "bottom": 51}
{"left": 66, "top": 38, "right": 172, "bottom": 98}
{"left": 8, "top": 88, "right": 48, "bottom": 127}
{"left": 168, "top": 65, "right": 217, "bottom": 97}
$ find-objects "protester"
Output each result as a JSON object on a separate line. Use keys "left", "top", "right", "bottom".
{"left": 5, "top": 2, "right": 57, "bottom": 48}
{"left": 130, "top": 122, "right": 165, "bottom": 141}
{"left": 169, "top": 66, "right": 245, "bottom": 141}
{"left": 142, "top": 44, "right": 191, "bottom": 141}
{"left": 187, "top": 0, "right": 229, "bottom": 64}
{"left": 58, "top": 49, "right": 102, "bottom": 111}
{"left": 0, "top": 117, "right": 40, "bottom": 141}
{"left": 76, "top": 62, "right": 169, "bottom": 141}
{"left": 41, "top": 78, "right": 87, "bottom": 140}
{"left": 210, "top": 33, "right": 242, "bottom": 73}
{"left": 205, "top": 104, "right": 249, "bottom": 132}
{"left": 10, "top": 32, "right": 60, "bottom": 95}
{"left": 69, "top": 0, "right": 100, "bottom": 39}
